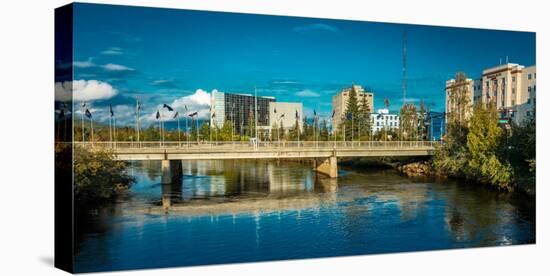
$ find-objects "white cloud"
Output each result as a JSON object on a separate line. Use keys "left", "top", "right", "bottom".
{"left": 296, "top": 89, "right": 320, "bottom": 97}
{"left": 142, "top": 89, "right": 213, "bottom": 123}
{"left": 293, "top": 23, "right": 340, "bottom": 33}
{"left": 73, "top": 59, "right": 95, "bottom": 68}
{"left": 103, "top": 63, "right": 134, "bottom": 71}
{"left": 101, "top": 47, "right": 123, "bottom": 55}
{"left": 55, "top": 80, "right": 118, "bottom": 102}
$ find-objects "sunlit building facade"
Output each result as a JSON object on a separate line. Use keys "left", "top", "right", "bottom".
{"left": 332, "top": 85, "right": 374, "bottom": 130}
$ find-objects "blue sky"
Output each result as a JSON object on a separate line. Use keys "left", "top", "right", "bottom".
{"left": 65, "top": 3, "right": 535, "bottom": 126}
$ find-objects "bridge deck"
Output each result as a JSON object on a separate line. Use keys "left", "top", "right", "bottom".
{"left": 78, "top": 141, "right": 437, "bottom": 161}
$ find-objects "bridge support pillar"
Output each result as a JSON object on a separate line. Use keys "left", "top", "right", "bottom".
{"left": 314, "top": 155, "right": 338, "bottom": 178}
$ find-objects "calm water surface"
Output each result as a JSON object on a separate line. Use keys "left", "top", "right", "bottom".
{"left": 74, "top": 160, "right": 535, "bottom": 272}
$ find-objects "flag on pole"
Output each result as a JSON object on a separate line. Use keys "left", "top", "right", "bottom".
{"left": 188, "top": 111, "right": 198, "bottom": 117}
{"left": 163, "top": 104, "right": 174, "bottom": 111}
{"left": 212, "top": 112, "right": 216, "bottom": 118}
{"left": 136, "top": 101, "right": 141, "bottom": 113}
{"left": 184, "top": 105, "right": 188, "bottom": 112}
{"left": 274, "top": 107, "right": 277, "bottom": 114}
{"left": 332, "top": 110, "right": 335, "bottom": 118}
{"left": 109, "top": 104, "right": 114, "bottom": 117}
{"left": 313, "top": 109, "right": 317, "bottom": 117}
{"left": 173, "top": 112, "right": 179, "bottom": 119}
{"left": 280, "top": 113, "right": 285, "bottom": 118}
{"left": 295, "top": 110, "right": 299, "bottom": 119}
{"left": 156, "top": 110, "right": 160, "bottom": 120}
{"left": 85, "top": 109, "right": 92, "bottom": 118}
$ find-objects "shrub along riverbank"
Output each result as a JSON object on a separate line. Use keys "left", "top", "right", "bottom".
{"left": 74, "top": 146, "right": 135, "bottom": 210}
{"left": 56, "top": 143, "right": 135, "bottom": 212}
{"left": 432, "top": 101, "right": 535, "bottom": 196}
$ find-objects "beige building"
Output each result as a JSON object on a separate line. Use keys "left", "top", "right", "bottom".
{"left": 332, "top": 85, "right": 374, "bottom": 130}
{"left": 269, "top": 101, "right": 303, "bottom": 133}
{"left": 444, "top": 77, "right": 478, "bottom": 124}
{"left": 480, "top": 63, "right": 536, "bottom": 124}
{"left": 445, "top": 63, "right": 536, "bottom": 126}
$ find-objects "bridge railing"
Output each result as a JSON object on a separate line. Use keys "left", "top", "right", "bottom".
{"left": 74, "top": 140, "right": 440, "bottom": 150}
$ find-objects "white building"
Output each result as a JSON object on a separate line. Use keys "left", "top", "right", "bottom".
{"left": 370, "top": 109, "right": 400, "bottom": 134}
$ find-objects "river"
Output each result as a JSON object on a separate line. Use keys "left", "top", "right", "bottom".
{"left": 74, "top": 159, "right": 535, "bottom": 273}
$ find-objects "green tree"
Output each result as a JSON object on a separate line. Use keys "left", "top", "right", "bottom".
{"left": 190, "top": 118, "right": 198, "bottom": 141}
{"left": 359, "top": 95, "right": 372, "bottom": 140}
{"left": 465, "top": 102, "right": 512, "bottom": 189}
{"left": 271, "top": 122, "right": 279, "bottom": 141}
{"left": 199, "top": 122, "right": 210, "bottom": 141}
{"left": 447, "top": 72, "right": 472, "bottom": 128}
{"left": 320, "top": 119, "right": 329, "bottom": 141}
{"left": 289, "top": 117, "right": 301, "bottom": 141}
{"left": 218, "top": 120, "right": 234, "bottom": 141}
{"left": 418, "top": 100, "right": 427, "bottom": 140}
{"left": 399, "top": 103, "right": 418, "bottom": 141}
{"left": 343, "top": 86, "right": 361, "bottom": 141}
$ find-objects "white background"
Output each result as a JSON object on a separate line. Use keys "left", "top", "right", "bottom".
{"left": 0, "top": 0, "right": 548, "bottom": 275}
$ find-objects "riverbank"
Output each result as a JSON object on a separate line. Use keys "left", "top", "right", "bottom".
{"left": 342, "top": 157, "right": 535, "bottom": 197}
{"left": 400, "top": 160, "right": 534, "bottom": 196}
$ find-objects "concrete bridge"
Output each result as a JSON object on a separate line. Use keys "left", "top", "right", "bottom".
{"left": 80, "top": 140, "right": 436, "bottom": 179}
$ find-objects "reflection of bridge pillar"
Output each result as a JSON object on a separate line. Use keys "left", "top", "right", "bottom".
{"left": 314, "top": 153, "right": 338, "bottom": 178}
{"left": 161, "top": 160, "right": 172, "bottom": 209}
{"left": 161, "top": 160, "right": 183, "bottom": 209}
{"left": 170, "top": 160, "right": 183, "bottom": 183}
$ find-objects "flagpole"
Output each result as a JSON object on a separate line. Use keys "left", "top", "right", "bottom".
{"left": 90, "top": 116, "right": 94, "bottom": 146}
{"left": 351, "top": 113, "right": 354, "bottom": 148}
{"left": 186, "top": 116, "right": 189, "bottom": 148}
{"left": 109, "top": 115, "right": 113, "bottom": 148}
{"left": 158, "top": 114, "right": 162, "bottom": 147}
{"left": 81, "top": 103, "right": 85, "bottom": 142}
{"left": 177, "top": 116, "right": 181, "bottom": 146}
{"left": 113, "top": 117, "right": 117, "bottom": 146}
{"left": 161, "top": 110, "right": 165, "bottom": 147}
{"left": 135, "top": 97, "right": 140, "bottom": 147}
{"left": 254, "top": 86, "right": 258, "bottom": 147}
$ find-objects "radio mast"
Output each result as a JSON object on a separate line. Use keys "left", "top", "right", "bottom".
{"left": 402, "top": 30, "right": 407, "bottom": 106}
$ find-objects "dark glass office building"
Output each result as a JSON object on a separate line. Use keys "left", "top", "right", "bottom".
{"left": 211, "top": 91, "right": 275, "bottom": 135}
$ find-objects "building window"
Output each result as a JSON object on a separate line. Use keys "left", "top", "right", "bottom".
{"left": 512, "top": 88, "right": 516, "bottom": 94}
{"left": 512, "top": 100, "right": 515, "bottom": 106}
{"left": 512, "top": 76, "right": 516, "bottom": 82}
{"left": 528, "top": 74, "right": 532, "bottom": 80}
{"left": 527, "top": 99, "right": 531, "bottom": 104}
